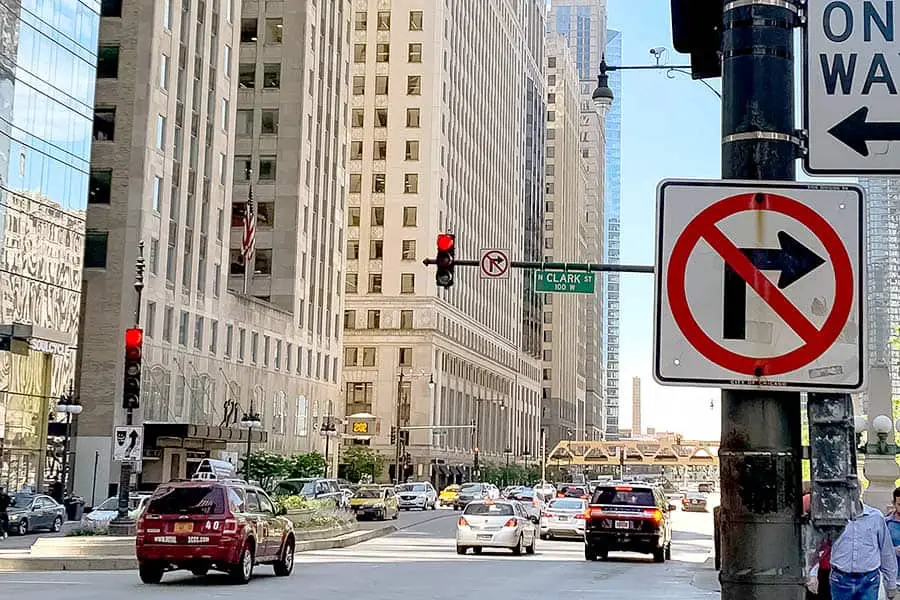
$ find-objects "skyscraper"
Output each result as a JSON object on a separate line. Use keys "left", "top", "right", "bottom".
{"left": 75, "top": 0, "right": 344, "bottom": 501}
{"left": 547, "top": 0, "right": 607, "bottom": 442}
{"left": 343, "top": 0, "right": 544, "bottom": 484}
{"left": 0, "top": 0, "right": 100, "bottom": 492}
{"left": 631, "top": 376, "right": 641, "bottom": 436}
{"left": 542, "top": 33, "right": 586, "bottom": 447}
{"left": 604, "top": 29, "right": 623, "bottom": 440}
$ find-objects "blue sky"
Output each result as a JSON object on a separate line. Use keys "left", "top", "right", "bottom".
{"left": 607, "top": 2, "right": 723, "bottom": 439}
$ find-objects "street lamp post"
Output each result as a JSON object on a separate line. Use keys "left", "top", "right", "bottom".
{"left": 503, "top": 448, "right": 513, "bottom": 486}
{"left": 394, "top": 370, "right": 434, "bottom": 485}
{"left": 55, "top": 381, "right": 82, "bottom": 498}
{"left": 240, "top": 401, "right": 262, "bottom": 481}
{"left": 320, "top": 418, "right": 338, "bottom": 478}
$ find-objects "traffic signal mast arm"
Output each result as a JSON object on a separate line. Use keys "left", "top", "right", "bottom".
{"left": 423, "top": 257, "right": 654, "bottom": 274}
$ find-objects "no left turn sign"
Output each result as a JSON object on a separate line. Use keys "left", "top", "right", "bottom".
{"left": 653, "top": 180, "right": 865, "bottom": 392}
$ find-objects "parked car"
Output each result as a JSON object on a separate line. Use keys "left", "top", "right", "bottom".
{"left": 350, "top": 486, "right": 399, "bottom": 521}
{"left": 540, "top": 497, "right": 588, "bottom": 540}
{"left": 82, "top": 494, "right": 152, "bottom": 528}
{"left": 456, "top": 500, "right": 539, "bottom": 555}
{"left": 270, "top": 478, "right": 348, "bottom": 509}
{"left": 5, "top": 493, "right": 67, "bottom": 535}
{"left": 698, "top": 482, "right": 715, "bottom": 493}
{"left": 396, "top": 482, "right": 438, "bottom": 510}
{"left": 135, "top": 478, "right": 295, "bottom": 584}
{"left": 682, "top": 492, "right": 708, "bottom": 512}
{"left": 439, "top": 484, "right": 460, "bottom": 507}
{"left": 584, "top": 482, "right": 675, "bottom": 562}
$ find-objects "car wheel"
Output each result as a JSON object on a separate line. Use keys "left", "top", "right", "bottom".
{"left": 273, "top": 536, "right": 295, "bottom": 577}
{"left": 653, "top": 546, "right": 666, "bottom": 563}
{"left": 472, "top": 547, "right": 483, "bottom": 554}
{"left": 456, "top": 545, "right": 468, "bottom": 555}
{"left": 584, "top": 544, "right": 598, "bottom": 561}
{"left": 190, "top": 567, "right": 209, "bottom": 577}
{"left": 526, "top": 535, "right": 536, "bottom": 555}
{"left": 17, "top": 519, "right": 27, "bottom": 535}
{"left": 512, "top": 535, "right": 525, "bottom": 556}
{"left": 51, "top": 516, "right": 63, "bottom": 533}
{"left": 540, "top": 533, "right": 548, "bottom": 540}
{"left": 230, "top": 542, "right": 255, "bottom": 584}
{"left": 139, "top": 562, "right": 164, "bottom": 584}
{"left": 392, "top": 510, "right": 399, "bottom": 520}
{"left": 665, "top": 542, "right": 672, "bottom": 561}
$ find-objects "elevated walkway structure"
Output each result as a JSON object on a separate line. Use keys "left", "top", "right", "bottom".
{"left": 548, "top": 439, "right": 720, "bottom": 466}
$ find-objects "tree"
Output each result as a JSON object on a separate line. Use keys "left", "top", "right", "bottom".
{"left": 340, "top": 445, "right": 385, "bottom": 483}
{"left": 284, "top": 452, "right": 326, "bottom": 478}
{"left": 240, "top": 450, "right": 288, "bottom": 490}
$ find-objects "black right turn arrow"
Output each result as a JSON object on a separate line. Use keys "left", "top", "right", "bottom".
{"left": 827, "top": 106, "right": 900, "bottom": 157}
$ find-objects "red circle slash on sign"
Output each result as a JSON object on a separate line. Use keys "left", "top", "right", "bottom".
{"left": 667, "top": 192, "right": 854, "bottom": 377}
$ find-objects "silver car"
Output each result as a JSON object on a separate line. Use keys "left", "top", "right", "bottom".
{"left": 396, "top": 482, "right": 437, "bottom": 510}
{"left": 539, "top": 497, "right": 587, "bottom": 540}
{"left": 456, "top": 500, "right": 538, "bottom": 555}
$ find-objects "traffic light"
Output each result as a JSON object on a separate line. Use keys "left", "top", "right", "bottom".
{"left": 123, "top": 327, "right": 143, "bottom": 410}
{"left": 670, "top": 0, "right": 722, "bottom": 79}
{"left": 435, "top": 233, "right": 455, "bottom": 288}
{"left": 390, "top": 426, "right": 397, "bottom": 444}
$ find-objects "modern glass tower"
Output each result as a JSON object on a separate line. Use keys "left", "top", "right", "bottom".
{"left": 604, "top": 29, "right": 622, "bottom": 439}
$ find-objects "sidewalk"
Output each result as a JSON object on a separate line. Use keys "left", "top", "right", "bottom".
{"left": 0, "top": 524, "right": 397, "bottom": 572}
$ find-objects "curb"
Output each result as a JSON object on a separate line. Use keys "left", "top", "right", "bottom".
{"left": 0, "top": 524, "right": 396, "bottom": 573}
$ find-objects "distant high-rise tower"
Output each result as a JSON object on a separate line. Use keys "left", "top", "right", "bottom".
{"left": 632, "top": 376, "right": 642, "bottom": 436}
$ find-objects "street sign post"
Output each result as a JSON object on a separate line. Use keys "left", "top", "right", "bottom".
{"left": 479, "top": 249, "right": 510, "bottom": 279}
{"left": 535, "top": 270, "right": 596, "bottom": 294}
{"left": 654, "top": 180, "right": 865, "bottom": 391}
{"left": 803, "top": 0, "right": 900, "bottom": 174}
{"left": 113, "top": 425, "right": 143, "bottom": 462}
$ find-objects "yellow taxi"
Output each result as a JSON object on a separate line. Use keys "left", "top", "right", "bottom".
{"left": 350, "top": 486, "right": 399, "bottom": 521}
{"left": 439, "top": 484, "right": 461, "bottom": 507}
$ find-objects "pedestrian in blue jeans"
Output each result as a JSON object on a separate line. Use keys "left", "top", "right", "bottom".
{"left": 830, "top": 503, "right": 897, "bottom": 600}
{"left": 884, "top": 488, "right": 900, "bottom": 599}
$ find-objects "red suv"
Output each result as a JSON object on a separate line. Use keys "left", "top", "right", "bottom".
{"left": 583, "top": 483, "right": 675, "bottom": 562}
{"left": 135, "top": 480, "right": 295, "bottom": 584}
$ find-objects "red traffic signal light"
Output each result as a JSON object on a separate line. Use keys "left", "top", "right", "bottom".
{"left": 437, "top": 233, "right": 455, "bottom": 252}
{"left": 125, "top": 328, "right": 143, "bottom": 360}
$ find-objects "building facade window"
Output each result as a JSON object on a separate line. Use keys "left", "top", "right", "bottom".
{"left": 400, "top": 273, "right": 415, "bottom": 294}
{"left": 367, "top": 310, "right": 381, "bottom": 329}
{"left": 89, "top": 170, "right": 112, "bottom": 204}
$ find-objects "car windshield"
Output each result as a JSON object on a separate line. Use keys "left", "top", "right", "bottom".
{"left": 687, "top": 493, "right": 706, "bottom": 499}
{"left": 593, "top": 487, "right": 655, "bottom": 506}
{"left": 460, "top": 484, "right": 483, "bottom": 493}
{"left": 146, "top": 486, "right": 226, "bottom": 515}
{"left": 400, "top": 484, "right": 427, "bottom": 492}
{"left": 549, "top": 499, "right": 585, "bottom": 510}
{"left": 273, "top": 480, "right": 317, "bottom": 497}
{"left": 10, "top": 494, "right": 33, "bottom": 508}
{"left": 464, "top": 502, "right": 514, "bottom": 516}
{"left": 354, "top": 489, "right": 382, "bottom": 499}
{"left": 442, "top": 486, "right": 459, "bottom": 492}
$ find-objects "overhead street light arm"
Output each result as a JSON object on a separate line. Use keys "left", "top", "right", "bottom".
{"left": 422, "top": 257, "right": 654, "bottom": 274}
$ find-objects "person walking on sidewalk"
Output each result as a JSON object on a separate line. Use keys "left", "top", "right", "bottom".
{"left": 805, "top": 484, "right": 833, "bottom": 600}
{"left": 0, "top": 486, "right": 9, "bottom": 540}
{"left": 829, "top": 503, "right": 897, "bottom": 600}
{"left": 884, "top": 488, "right": 900, "bottom": 599}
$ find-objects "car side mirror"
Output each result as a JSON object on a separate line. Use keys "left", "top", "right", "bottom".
{"left": 668, "top": 504, "right": 677, "bottom": 512}
{"left": 529, "top": 515, "right": 539, "bottom": 524}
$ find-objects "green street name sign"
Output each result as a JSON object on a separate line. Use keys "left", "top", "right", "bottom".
{"left": 534, "top": 270, "right": 596, "bottom": 294}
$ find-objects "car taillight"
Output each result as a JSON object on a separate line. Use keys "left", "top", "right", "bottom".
{"left": 580, "top": 495, "right": 588, "bottom": 500}
{"left": 541, "top": 512, "right": 552, "bottom": 518}
{"left": 223, "top": 518, "right": 238, "bottom": 534}
{"left": 643, "top": 509, "right": 663, "bottom": 523}
{"left": 557, "top": 492, "right": 564, "bottom": 497}
{"left": 458, "top": 516, "right": 469, "bottom": 527}
{"left": 575, "top": 512, "right": 586, "bottom": 520}
{"left": 504, "top": 518, "right": 518, "bottom": 528}
{"left": 589, "top": 507, "right": 605, "bottom": 519}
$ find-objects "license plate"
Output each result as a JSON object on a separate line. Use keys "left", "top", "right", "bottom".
{"left": 557, "top": 516, "right": 569, "bottom": 521}
{"left": 153, "top": 535, "right": 176, "bottom": 544}
{"left": 615, "top": 520, "right": 630, "bottom": 529}
{"left": 477, "top": 534, "right": 492, "bottom": 541}
{"left": 174, "top": 522, "right": 194, "bottom": 533}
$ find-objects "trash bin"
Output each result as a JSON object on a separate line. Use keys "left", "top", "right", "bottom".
{"left": 64, "top": 496, "right": 85, "bottom": 521}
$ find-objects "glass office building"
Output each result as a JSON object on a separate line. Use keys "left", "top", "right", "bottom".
{"left": 0, "top": 0, "right": 99, "bottom": 492}
{"left": 604, "top": 29, "right": 622, "bottom": 439}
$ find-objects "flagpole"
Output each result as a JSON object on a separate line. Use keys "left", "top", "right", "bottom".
{"left": 242, "top": 167, "right": 254, "bottom": 296}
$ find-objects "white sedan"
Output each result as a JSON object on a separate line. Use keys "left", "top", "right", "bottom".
{"left": 456, "top": 500, "right": 538, "bottom": 555}
{"left": 81, "top": 494, "right": 151, "bottom": 527}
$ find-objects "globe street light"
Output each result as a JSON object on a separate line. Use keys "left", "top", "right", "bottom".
{"left": 240, "top": 407, "right": 262, "bottom": 481}
{"left": 55, "top": 381, "right": 82, "bottom": 499}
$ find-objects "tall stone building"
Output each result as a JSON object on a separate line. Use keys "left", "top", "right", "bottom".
{"left": 541, "top": 34, "right": 587, "bottom": 448}
{"left": 342, "top": 0, "right": 544, "bottom": 485}
{"left": 547, "top": 0, "right": 608, "bottom": 442}
{"left": 0, "top": 0, "right": 101, "bottom": 493}
{"left": 74, "top": 0, "right": 346, "bottom": 501}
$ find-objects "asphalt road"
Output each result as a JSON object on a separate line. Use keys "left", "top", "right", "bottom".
{"left": 0, "top": 504, "right": 717, "bottom": 599}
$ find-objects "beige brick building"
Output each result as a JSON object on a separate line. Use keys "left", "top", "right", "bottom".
{"left": 74, "top": 0, "right": 346, "bottom": 501}
{"left": 342, "top": 0, "right": 546, "bottom": 484}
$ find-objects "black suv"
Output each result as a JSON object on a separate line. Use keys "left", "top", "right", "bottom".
{"left": 584, "top": 483, "right": 675, "bottom": 562}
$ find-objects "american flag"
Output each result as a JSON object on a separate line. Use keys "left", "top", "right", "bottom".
{"left": 241, "top": 179, "right": 256, "bottom": 268}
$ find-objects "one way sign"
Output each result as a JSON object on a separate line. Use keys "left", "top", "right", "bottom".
{"left": 804, "top": 0, "right": 900, "bottom": 174}
{"left": 113, "top": 425, "right": 143, "bottom": 462}
{"left": 653, "top": 180, "right": 865, "bottom": 392}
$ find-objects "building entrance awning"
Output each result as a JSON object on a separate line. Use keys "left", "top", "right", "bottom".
{"left": 143, "top": 423, "right": 267, "bottom": 447}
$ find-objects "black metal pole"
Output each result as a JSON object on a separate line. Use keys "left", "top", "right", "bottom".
{"left": 245, "top": 427, "right": 252, "bottom": 478}
{"left": 61, "top": 412, "right": 71, "bottom": 497}
{"left": 91, "top": 450, "right": 99, "bottom": 507}
{"left": 719, "top": 3, "right": 802, "bottom": 599}
{"left": 394, "top": 372, "right": 404, "bottom": 485}
{"left": 324, "top": 432, "right": 330, "bottom": 478}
